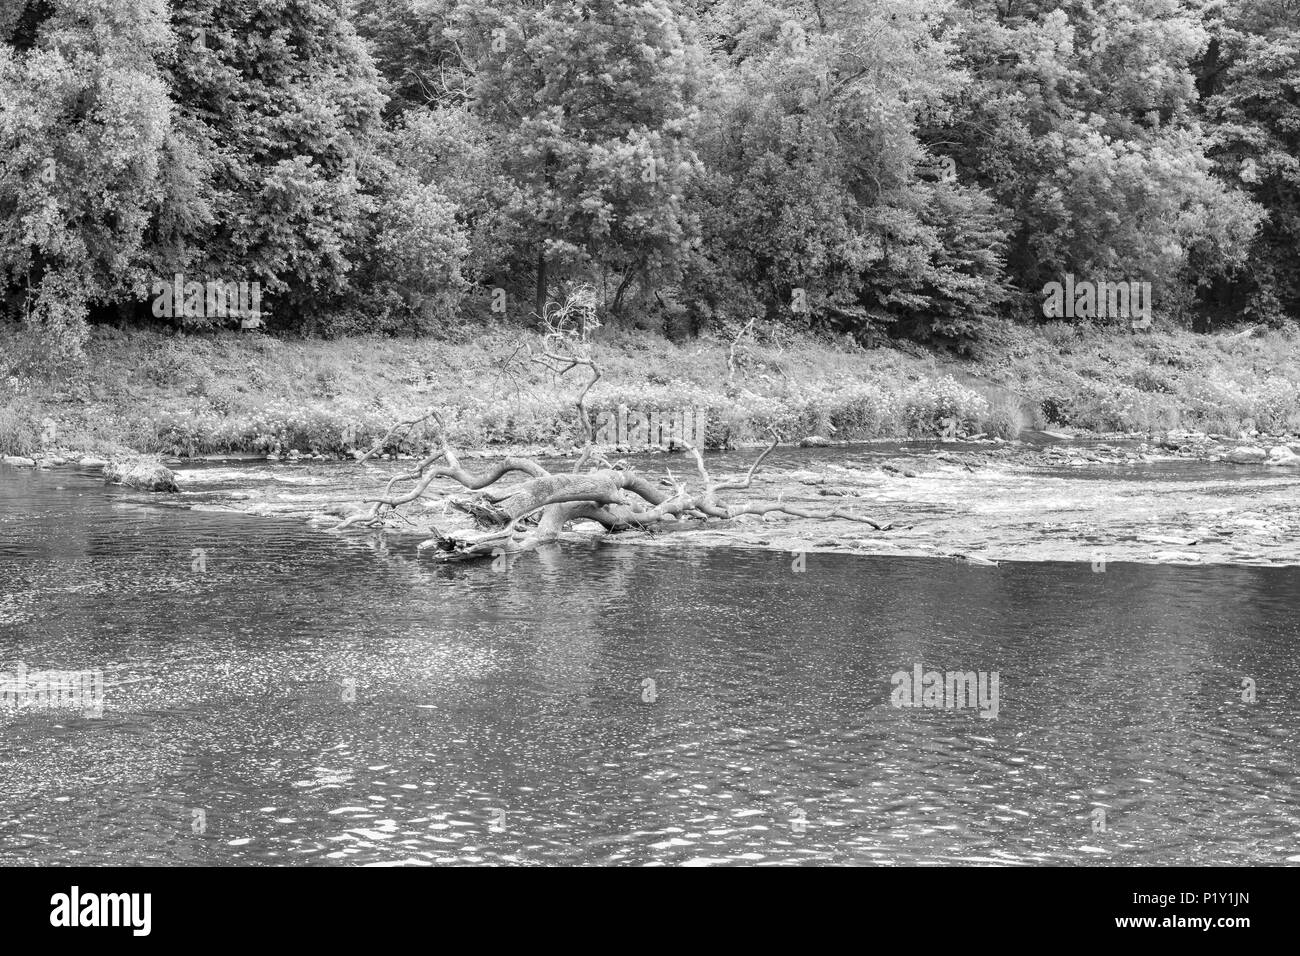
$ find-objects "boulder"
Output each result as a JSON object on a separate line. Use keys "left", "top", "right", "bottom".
{"left": 104, "top": 459, "right": 180, "bottom": 492}
{"left": 78, "top": 457, "right": 109, "bottom": 469}
{"left": 1, "top": 455, "right": 36, "bottom": 467}
{"left": 1225, "top": 445, "right": 1267, "bottom": 464}
{"left": 1267, "top": 445, "right": 1299, "bottom": 465}
{"left": 799, "top": 435, "right": 832, "bottom": 448}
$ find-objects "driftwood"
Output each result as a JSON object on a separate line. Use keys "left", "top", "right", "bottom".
{"left": 332, "top": 302, "right": 891, "bottom": 562}
{"left": 333, "top": 420, "right": 890, "bottom": 562}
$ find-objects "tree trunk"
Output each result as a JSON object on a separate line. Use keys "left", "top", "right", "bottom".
{"left": 535, "top": 250, "right": 548, "bottom": 320}
{"left": 334, "top": 374, "right": 894, "bottom": 564}
{"left": 611, "top": 271, "right": 636, "bottom": 316}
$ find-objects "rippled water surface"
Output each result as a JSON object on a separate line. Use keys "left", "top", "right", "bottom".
{"left": 1, "top": 461, "right": 1298, "bottom": 865}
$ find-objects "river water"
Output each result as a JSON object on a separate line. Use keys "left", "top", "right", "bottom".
{"left": 1, "top": 459, "right": 1297, "bottom": 865}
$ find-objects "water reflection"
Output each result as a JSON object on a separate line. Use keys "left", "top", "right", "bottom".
{"left": 1, "top": 463, "right": 1297, "bottom": 865}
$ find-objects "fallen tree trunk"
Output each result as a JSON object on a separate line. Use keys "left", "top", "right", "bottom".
{"left": 334, "top": 414, "right": 893, "bottom": 562}
{"left": 333, "top": 312, "right": 891, "bottom": 561}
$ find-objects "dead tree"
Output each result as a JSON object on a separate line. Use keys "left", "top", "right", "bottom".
{"left": 333, "top": 298, "right": 891, "bottom": 562}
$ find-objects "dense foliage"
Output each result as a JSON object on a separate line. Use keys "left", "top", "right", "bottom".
{"left": 1, "top": 0, "right": 1296, "bottom": 358}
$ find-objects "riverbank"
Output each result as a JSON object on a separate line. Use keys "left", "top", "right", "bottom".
{"left": 3, "top": 319, "right": 1300, "bottom": 464}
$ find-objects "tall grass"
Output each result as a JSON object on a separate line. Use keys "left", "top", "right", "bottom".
{"left": 3, "top": 320, "right": 1300, "bottom": 458}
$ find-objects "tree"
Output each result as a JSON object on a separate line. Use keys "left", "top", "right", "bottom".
{"left": 1200, "top": 0, "right": 1300, "bottom": 324}
{"left": 161, "top": 0, "right": 388, "bottom": 328}
{"left": 351, "top": 0, "right": 457, "bottom": 114}
{"left": 686, "top": 0, "right": 1009, "bottom": 345}
{"left": 447, "top": 0, "right": 705, "bottom": 319}
{"left": 935, "top": 0, "right": 1262, "bottom": 324}
{"left": 335, "top": 314, "right": 895, "bottom": 560}
{"left": 0, "top": 0, "right": 179, "bottom": 363}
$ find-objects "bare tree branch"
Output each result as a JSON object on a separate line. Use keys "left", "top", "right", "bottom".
{"left": 332, "top": 329, "right": 895, "bottom": 561}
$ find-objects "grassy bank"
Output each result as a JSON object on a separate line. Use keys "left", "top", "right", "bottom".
{"left": 3, "top": 320, "right": 1300, "bottom": 461}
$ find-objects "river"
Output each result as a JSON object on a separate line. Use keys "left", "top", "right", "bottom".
{"left": 1, "top": 456, "right": 1297, "bottom": 865}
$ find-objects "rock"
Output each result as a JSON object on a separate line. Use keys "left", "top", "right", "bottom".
{"left": 1225, "top": 445, "right": 1267, "bottom": 464}
{"left": 1, "top": 455, "right": 36, "bottom": 467}
{"left": 104, "top": 459, "right": 180, "bottom": 492}
{"left": 78, "top": 457, "right": 109, "bottom": 469}
{"left": 1266, "top": 445, "right": 1299, "bottom": 464}
{"left": 799, "top": 435, "right": 832, "bottom": 448}
{"left": 881, "top": 463, "right": 919, "bottom": 478}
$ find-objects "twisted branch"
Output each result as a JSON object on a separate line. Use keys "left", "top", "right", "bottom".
{"left": 331, "top": 336, "right": 895, "bottom": 560}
